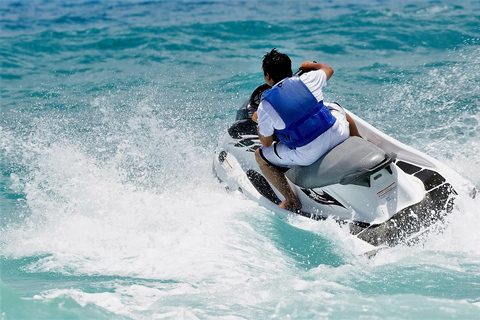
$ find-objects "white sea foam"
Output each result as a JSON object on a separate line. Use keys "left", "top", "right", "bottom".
{"left": 1, "top": 1, "right": 480, "bottom": 318}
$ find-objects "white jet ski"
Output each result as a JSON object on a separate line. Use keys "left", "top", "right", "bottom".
{"left": 213, "top": 83, "right": 477, "bottom": 248}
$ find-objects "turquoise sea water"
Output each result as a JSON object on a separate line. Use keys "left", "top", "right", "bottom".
{"left": 1, "top": 0, "right": 480, "bottom": 319}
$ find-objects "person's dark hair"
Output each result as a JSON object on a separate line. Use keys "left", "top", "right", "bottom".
{"left": 262, "top": 48, "right": 292, "bottom": 83}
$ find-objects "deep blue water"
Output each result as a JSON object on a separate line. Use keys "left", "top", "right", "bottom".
{"left": 1, "top": 0, "right": 480, "bottom": 319}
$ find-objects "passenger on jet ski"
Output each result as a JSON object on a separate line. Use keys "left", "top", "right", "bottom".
{"left": 253, "top": 49, "right": 361, "bottom": 212}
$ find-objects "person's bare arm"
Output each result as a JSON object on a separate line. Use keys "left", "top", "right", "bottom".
{"left": 299, "top": 61, "right": 334, "bottom": 80}
{"left": 258, "top": 127, "right": 274, "bottom": 147}
{"left": 253, "top": 111, "right": 275, "bottom": 147}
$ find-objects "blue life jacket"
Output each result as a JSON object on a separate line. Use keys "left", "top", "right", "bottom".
{"left": 261, "top": 75, "right": 336, "bottom": 149}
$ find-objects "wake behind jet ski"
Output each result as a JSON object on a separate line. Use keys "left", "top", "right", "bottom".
{"left": 213, "top": 83, "right": 476, "bottom": 249}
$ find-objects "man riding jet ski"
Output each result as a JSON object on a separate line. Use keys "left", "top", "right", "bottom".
{"left": 252, "top": 48, "right": 361, "bottom": 212}
{"left": 214, "top": 50, "right": 476, "bottom": 248}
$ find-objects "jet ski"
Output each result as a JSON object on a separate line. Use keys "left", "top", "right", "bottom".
{"left": 213, "top": 83, "right": 477, "bottom": 249}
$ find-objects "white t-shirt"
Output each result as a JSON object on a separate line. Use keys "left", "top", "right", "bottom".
{"left": 257, "top": 69, "right": 328, "bottom": 137}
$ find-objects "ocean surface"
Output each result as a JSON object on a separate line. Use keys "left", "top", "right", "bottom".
{"left": 1, "top": 0, "right": 480, "bottom": 319}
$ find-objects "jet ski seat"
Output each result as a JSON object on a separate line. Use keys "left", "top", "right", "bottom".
{"left": 286, "top": 136, "right": 396, "bottom": 188}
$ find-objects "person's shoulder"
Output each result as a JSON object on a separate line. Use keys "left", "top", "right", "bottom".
{"left": 258, "top": 99, "right": 273, "bottom": 114}
{"left": 300, "top": 69, "right": 327, "bottom": 89}
{"left": 300, "top": 69, "right": 326, "bottom": 81}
